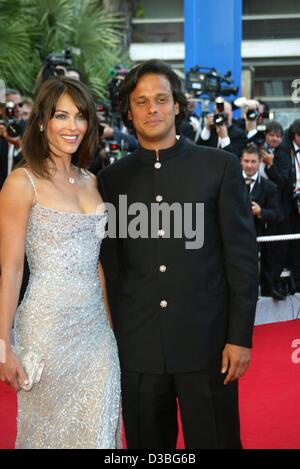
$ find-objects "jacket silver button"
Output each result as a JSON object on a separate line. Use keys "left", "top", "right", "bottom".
{"left": 159, "top": 265, "right": 167, "bottom": 272}
{"left": 156, "top": 195, "right": 163, "bottom": 202}
{"left": 160, "top": 300, "right": 168, "bottom": 308}
{"left": 154, "top": 162, "right": 161, "bottom": 169}
{"left": 158, "top": 229, "right": 165, "bottom": 237}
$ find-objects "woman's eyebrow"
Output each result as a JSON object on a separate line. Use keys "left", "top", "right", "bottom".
{"left": 54, "top": 109, "right": 83, "bottom": 114}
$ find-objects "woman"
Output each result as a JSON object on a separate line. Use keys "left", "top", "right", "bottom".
{"left": 0, "top": 77, "right": 121, "bottom": 448}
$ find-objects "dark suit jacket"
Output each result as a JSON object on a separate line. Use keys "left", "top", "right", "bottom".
{"left": 0, "top": 137, "right": 23, "bottom": 190}
{"left": 0, "top": 138, "right": 9, "bottom": 189}
{"left": 250, "top": 176, "right": 280, "bottom": 236}
{"left": 98, "top": 137, "right": 258, "bottom": 374}
{"left": 196, "top": 124, "right": 247, "bottom": 158}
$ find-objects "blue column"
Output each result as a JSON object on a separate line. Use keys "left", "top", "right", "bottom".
{"left": 184, "top": 0, "right": 242, "bottom": 100}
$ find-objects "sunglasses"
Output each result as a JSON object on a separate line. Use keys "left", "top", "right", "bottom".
{"left": 15, "top": 102, "right": 24, "bottom": 108}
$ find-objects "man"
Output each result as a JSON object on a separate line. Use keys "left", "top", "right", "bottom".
{"left": 98, "top": 60, "right": 258, "bottom": 449}
{"left": 278, "top": 119, "right": 300, "bottom": 293}
{"left": 259, "top": 121, "right": 291, "bottom": 297}
{"left": 240, "top": 144, "right": 280, "bottom": 299}
{"left": 241, "top": 144, "right": 279, "bottom": 236}
{"left": 196, "top": 99, "right": 246, "bottom": 158}
{"left": 0, "top": 88, "right": 26, "bottom": 189}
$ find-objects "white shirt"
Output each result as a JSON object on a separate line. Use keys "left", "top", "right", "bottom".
{"left": 200, "top": 127, "right": 231, "bottom": 149}
{"left": 242, "top": 170, "right": 259, "bottom": 193}
{"left": 7, "top": 143, "right": 21, "bottom": 176}
{"left": 293, "top": 143, "right": 300, "bottom": 192}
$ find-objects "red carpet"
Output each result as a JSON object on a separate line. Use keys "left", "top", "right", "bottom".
{"left": 1, "top": 319, "right": 300, "bottom": 449}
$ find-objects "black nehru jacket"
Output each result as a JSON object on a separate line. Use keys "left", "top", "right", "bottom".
{"left": 98, "top": 137, "right": 258, "bottom": 374}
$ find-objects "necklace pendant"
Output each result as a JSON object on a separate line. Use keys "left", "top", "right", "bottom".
{"left": 68, "top": 177, "right": 75, "bottom": 184}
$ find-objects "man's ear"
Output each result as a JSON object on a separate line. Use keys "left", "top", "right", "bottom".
{"left": 175, "top": 103, "right": 180, "bottom": 115}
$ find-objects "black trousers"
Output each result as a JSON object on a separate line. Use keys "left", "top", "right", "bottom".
{"left": 121, "top": 369, "right": 241, "bottom": 449}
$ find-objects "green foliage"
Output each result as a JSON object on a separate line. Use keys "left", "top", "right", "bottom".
{"left": 0, "top": 0, "right": 124, "bottom": 99}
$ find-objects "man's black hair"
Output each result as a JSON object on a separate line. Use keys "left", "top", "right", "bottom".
{"left": 288, "top": 118, "right": 300, "bottom": 141}
{"left": 119, "top": 59, "right": 187, "bottom": 131}
{"left": 265, "top": 120, "right": 283, "bottom": 136}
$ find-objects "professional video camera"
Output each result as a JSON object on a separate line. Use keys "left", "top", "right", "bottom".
{"left": 185, "top": 66, "right": 239, "bottom": 100}
{"left": 41, "top": 48, "right": 73, "bottom": 81}
{"left": 0, "top": 101, "right": 22, "bottom": 138}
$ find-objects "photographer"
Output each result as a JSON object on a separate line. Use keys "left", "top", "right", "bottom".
{"left": 257, "top": 121, "right": 295, "bottom": 297}
{"left": 197, "top": 99, "right": 246, "bottom": 158}
{"left": 0, "top": 88, "right": 26, "bottom": 189}
{"left": 276, "top": 118, "right": 300, "bottom": 294}
{"left": 240, "top": 144, "right": 281, "bottom": 299}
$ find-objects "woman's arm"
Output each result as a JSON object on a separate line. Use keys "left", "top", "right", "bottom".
{"left": 0, "top": 169, "right": 34, "bottom": 390}
{"left": 98, "top": 262, "right": 113, "bottom": 329}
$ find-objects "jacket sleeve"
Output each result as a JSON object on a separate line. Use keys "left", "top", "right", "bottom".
{"left": 259, "top": 184, "right": 280, "bottom": 222}
{"left": 265, "top": 147, "right": 290, "bottom": 190}
{"left": 218, "top": 153, "right": 259, "bottom": 347}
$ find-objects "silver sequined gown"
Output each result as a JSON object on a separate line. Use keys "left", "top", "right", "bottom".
{"left": 14, "top": 174, "right": 121, "bottom": 449}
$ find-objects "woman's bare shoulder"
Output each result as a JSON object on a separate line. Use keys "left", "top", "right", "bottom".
{"left": 0, "top": 168, "right": 35, "bottom": 206}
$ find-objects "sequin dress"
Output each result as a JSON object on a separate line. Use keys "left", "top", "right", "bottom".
{"left": 14, "top": 169, "right": 121, "bottom": 449}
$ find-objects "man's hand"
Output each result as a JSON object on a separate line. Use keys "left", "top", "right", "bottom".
{"left": 260, "top": 148, "right": 274, "bottom": 167}
{"left": 221, "top": 343, "right": 251, "bottom": 385}
{"left": 205, "top": 114, "right": 214, "bottom": 129}
{"left": 0, "top": 124, "right": 21, "bottom": 149}
{"left": 216, "top": 124, "right": 228, "bottom": 139}
{"left": 251, "top": 201, "right": 261, "bottom": 217}
{"left": 0, "top": 123, "right": 6, "bottom": 138}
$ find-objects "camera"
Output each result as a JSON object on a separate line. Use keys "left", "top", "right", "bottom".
{"left": 185, "top": 66, "right": 239, "bottom": 100}
{"left": 213, "top": 97, "right": 227, "bottom": 126}
{"left": 246, "top": 109, "right": 259, "bottom": 121}
{"left": 262, "top": 142, "right": 273, "bottom": 154}
{"left": 41, "top": 48, "right": 73, "bottom": 81}
{"left": 96, "top": 102, "right": 112, "bottom": 136}
{"left": 107, "top": 65, "right": 128, "bottom": 122}
{"left": 0, "top": 101, "right": 22, "bottom": 138}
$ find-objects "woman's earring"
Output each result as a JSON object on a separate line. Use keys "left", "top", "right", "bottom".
{"left": 40, "top": 125, "right": 44, "bottom": 132}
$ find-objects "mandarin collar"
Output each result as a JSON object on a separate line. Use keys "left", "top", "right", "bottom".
{"left": 134, "top": 136, "right": 187, "bottom": 164}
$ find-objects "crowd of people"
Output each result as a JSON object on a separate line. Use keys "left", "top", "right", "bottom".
{"left": 0, "top": 59, "right": 298, "bottom": 449}
{"left": 181, "top": 98, "right": 300, "bottom": 300}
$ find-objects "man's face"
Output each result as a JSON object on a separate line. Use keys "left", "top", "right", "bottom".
{"left": 265, "top": 131, "right": 282, "bottom": 148}
{"left": 6, "top": 93, "right": 23, "bottom": 119}
{"left": 241, "top": 152, "right": 260, "bottom": 177}
{"left": 128, "top": 73, "right": 179, "bottom": 148}
{"left": 20, "top": 103, "right": 32, "bottom": 121}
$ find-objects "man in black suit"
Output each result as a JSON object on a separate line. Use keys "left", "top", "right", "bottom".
{"left": 240, "top": 144, "right": 281, "bottom": 299}
{"left": 241, "top": 144, "right": 279, "bottom": 235}
{"left": 196, "top": 99, "right": 247, "bottom": 158}
{"left": 278, "top": 119, "right": 300, "bottom": 292}
{"left": 0, "top": 88, "right": 26, "bottom": 190}
{"left": 98, "top": 60, "right": 258, "bottom": 449}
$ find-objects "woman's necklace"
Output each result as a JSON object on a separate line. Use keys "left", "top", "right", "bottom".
{"left": 65, "top": 166, "right": 76, "bottom": 184}
{"left": 68, "top": 175, "right": 76, "bottom": 184}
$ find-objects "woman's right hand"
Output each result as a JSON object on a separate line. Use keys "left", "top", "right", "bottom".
{"left": 0, "top": 346, "right": 28, "bottom": 391}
